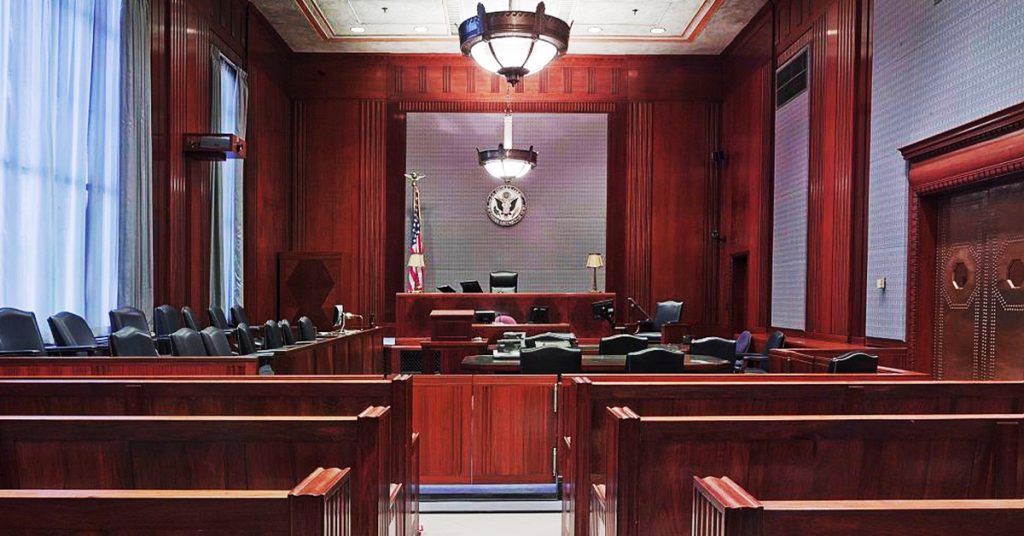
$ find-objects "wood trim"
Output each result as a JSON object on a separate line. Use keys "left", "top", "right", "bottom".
{"left": 626, "top": 102, "right": 654, "bottom": 311}
{"left": 900, "top": 102, "right": 1024, "bottom": 164}
{"left": 359, "top": 100, "right": 388, "bottom": 319}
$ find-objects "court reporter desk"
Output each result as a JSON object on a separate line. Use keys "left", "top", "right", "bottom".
{"left": 394, "top": 292, "right": 615, "bottom": 338}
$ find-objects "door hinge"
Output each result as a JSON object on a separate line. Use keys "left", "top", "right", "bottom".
{"left": 552, "top": 447, "right": 558, "bottom": 477}
{"left": 552, "top": 383, "right": 558, "bottom": 413}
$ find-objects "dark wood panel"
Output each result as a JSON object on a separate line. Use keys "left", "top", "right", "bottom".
{"left": 412, "top": 375, "right": 473, "bottom": 484}
{"left": 0, "top": 356, "right": 255, "bottom": 376}
{"left": 471, "top": 375, "right": 556, "bottom": 484}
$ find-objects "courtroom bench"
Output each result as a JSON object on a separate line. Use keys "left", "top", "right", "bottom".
{"left": 0, "top": 467, "right": 352, "bottom": 535}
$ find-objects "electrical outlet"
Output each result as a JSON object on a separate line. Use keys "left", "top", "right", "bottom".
{"left": 876, "top": 277, "right": 887, "bottom": 290}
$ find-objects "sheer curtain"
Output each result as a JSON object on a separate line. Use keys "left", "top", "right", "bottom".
{"left": 0, "top": 0, "right": 122, "bottom": 333}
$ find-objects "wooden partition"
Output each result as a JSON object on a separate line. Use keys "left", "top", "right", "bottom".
{"left": 270, "top": 328, "right": 385, "bottom": 374}
{"left": 769, "top": 347, "right": 909, "bottom": 373}
{"left": 0, "top": 467, "right": 352, "bottom": 535}
{"left": 0, "top": 409, "right": 392, "bottom": 536}
{"left": 692, "top": 476, "right": 1024, "bottom": 536}
{"left": 0, "top": 356, "right": 257, "bottom": 376}
{"left": 601, "top": 409, "right": 1023, "bottom": 536}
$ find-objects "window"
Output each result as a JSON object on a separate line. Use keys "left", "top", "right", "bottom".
{"left": 210, "top": 51, "right": 245, "bottom": 311}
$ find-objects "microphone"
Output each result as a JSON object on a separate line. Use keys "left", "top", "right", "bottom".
{"left": 626, "top": 298, "right": 651, "bottom": 322}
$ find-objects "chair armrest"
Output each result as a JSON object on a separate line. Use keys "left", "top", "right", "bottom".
{"left": 737, "top": 352, "right": 769, "bottom": 361}
{"left": 45, "top": 344, "right": 103, "bottom": 356}
{"left": 0, "top": 349, "right": 44, "bottom": 357}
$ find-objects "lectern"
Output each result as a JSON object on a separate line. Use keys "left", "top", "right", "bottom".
{"left": 422, "top": 309, "right": 487, "bottom": 373}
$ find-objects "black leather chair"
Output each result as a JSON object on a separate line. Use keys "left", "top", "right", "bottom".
{"left": 460, "top": 280, "right": 484, "bottom": 293}
{"left": 690, "top": 336, "right": 737, "bottom": 362}
{"left": 230, "top": 305, "right": 249, "bottom": 328}
{"left": 519, "top": 346, "right": 582, "bottom": 375}
{"left": 47, "top": 311, "right": 105, "bottom": 355}
{"left": 0, "top": 307, "right": 47, "bottom": 356}
{"left": 297, "top": 316, "right": 317, "bottom": 342}
{"left": 170, "top": 327, "right": 207, "bottom": 356}
{"left": 828, "top": 351, "right": 879, "bottom": 373}
{"left": 236, "top": 323, "right": 257, "bottom": 355}
{"left": 527, "top": 306, "right": 550, "bottom": 324}
{"left": 598, "top": 334, "right": 649, "bottom": 355}
{"left": 635, "top": 300, "right": 683, "bottom": 342}
{"left": 489, "top": 271, "right": 518, "bottom": 293}
{"left": 736, "top": 330, "right": 752, "bottom": 354}
{"left": 200, "top": 326, "right": 233, "bottom": 356}
{"left": 109, "top": 327, "right": 158, "bottom": 357}
{"left": 625, "top": 348, "right": 686, "bottom": 373}
{"left": 153, "top": 305, "right": 181, "bottom": 337}
{"left": 263, "top": 320, "right": 284, "bottom": 350}
{"left": 208, "top": 307, "right": 231, "bottom": 330}
{"left": 181, "top": 306, "right": 202, "bottom": 330}
{"left": 109, "top": 306, "right": 149, "bottom": 333}
{"left": 736, "top": 330, "right": 786, "bottom": 373}
{"left": 524, "top": 332, "right": 576, "bottom": 348}
{"left": 278, "top": 319, "right": 296, "bottom": 345}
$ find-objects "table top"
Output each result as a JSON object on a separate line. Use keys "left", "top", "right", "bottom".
{"left": 460, "top": 352, "right": 732, "bottom": 373}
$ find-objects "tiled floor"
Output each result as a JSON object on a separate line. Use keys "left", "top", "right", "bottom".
{"left": 419, "top": 513, "right": 560, "bottom": 536}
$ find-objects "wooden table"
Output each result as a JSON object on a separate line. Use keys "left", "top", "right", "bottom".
{"left": 460, "top": 353, "right": 732, "bottom": 373}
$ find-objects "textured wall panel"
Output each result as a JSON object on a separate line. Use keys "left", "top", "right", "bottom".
{"left": 867, "top": 0, "right": 1024, "bottom": 340}
{"left": 771, "top": 90, "right": 810, "bottom": 330}
{"left": 405, "top": 113, "right": 608, "bottom": 292}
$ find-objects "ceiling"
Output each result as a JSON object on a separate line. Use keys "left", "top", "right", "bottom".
{"left": 251, "top": 0, "right": 768, "bottom": 54}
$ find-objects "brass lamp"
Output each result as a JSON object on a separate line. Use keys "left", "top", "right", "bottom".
{"left": 586, "top": 253, "right": 605, "bottom": 292}
{"left": 407, "top": 254, "right": 425, "bottom": 293}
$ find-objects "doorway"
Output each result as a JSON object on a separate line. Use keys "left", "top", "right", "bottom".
{"left": 730, "top": 254, "right": 749, "bottom": 334}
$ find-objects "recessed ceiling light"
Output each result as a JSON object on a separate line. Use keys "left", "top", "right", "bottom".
{"left": 414, "top": 26, "right": 428, "bottom": 33}
{"left": 650, "top": 27, "right": 666, "bottom": 34}
{"left": 351, "top": 26, "right": 366, "bottom": 33}
{"left": 587, "top": 26, "right": 602, "bottom": 33}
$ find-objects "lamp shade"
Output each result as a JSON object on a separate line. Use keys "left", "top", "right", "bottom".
{"left": 459, "top": 2, "right": 570, "bottom": 87}
{"left": 586, "top": 253, "right": 605, "bottom": 269}
{"left": 408, "top": 253, "right": 425, "bottom": 268}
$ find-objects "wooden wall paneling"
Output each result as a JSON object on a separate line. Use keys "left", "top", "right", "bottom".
{"left": 412, "top": 376, "right": 473, "bottom": 484}
{"left": 471, "top": 376, "right": 557, "bottom": 484}
{"left": 606, "top": 103, "right": 629, "bottom": 316}
{"left": 360, "top": 100, "right": 388, "bottom": 321}
{"left": 384, "top": 103, "right": 408, "bottom": 320}
{"left": 625, "top": 102, "right": 654, "bottom": 316}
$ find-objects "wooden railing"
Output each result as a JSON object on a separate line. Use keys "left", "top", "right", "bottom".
{"left": 290, "top": 467, "right": 353, "bottom": 536}
{"left": 692, "top": 477, "right": 763, "bottom": 536}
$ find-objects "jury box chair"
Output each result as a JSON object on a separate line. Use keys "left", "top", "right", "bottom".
{"left": 634, "top": 300, "right": 684, "bottom": 342}
{"left": 200, "top": 326, "right": 234, "bottom": 356}
{"left": 109, "top": 327, "right": 158, "bottom": 357}
{"left": 599, "top": 334, "right": 649, "bottom": 355}
{"left": 170, "top": 328, "right": 207, "bottom": 356}
{"left": 625, "top": 347, "right": 686, "bottom": 373}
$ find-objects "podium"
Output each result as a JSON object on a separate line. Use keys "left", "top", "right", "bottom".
{"left": 422, "top": 310, "right": 487, "bottom": 373}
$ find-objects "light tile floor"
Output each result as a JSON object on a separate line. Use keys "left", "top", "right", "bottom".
{"left": 419, "top": 513, "right": 560, "bottom": 536}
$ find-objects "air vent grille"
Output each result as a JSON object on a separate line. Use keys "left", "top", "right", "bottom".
{"left": 776, "top": 50, "right": 809, "bottom": 109}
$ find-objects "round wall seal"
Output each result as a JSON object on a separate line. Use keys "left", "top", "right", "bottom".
{"left": 486, "top": 184, "right": 527, "bottom": 226}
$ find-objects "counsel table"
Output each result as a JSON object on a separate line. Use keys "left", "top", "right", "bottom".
{"left": 461, "top": 353, "right": 732, "bottom": 373}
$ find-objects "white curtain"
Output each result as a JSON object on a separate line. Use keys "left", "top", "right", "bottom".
{"left": 0, "top": 0, "right": 122, "bottom": 333}
{"left": 209, "top": 48, "right": 247, "bottom": 311}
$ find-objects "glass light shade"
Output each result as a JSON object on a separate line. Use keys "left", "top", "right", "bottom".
{"left": 586, "top": 253, "right": 605, "bottom": 269}
{"left": 459, "top": 2, "right": 570, "bottom": 86}
{"left": 478, "top": 145, "right": 537, "bottom": 181}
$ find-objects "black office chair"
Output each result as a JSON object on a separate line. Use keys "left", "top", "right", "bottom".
{"left": 263, "top": 320, "right": 284, "bottom": 350}
{"left": 181, "top": 306, "right": 202, "bottom": 330}
{"left": 489, "top": 271, "right": 519, "bottom": 293}
{"left": 599, "top": 334, "right": 649, "bottom": 355}
{"left": 519, "top": 346, "right": 582, "bottom": 375}
{"left": 736, "top": 330, "right": 752, "bottom": 354}
{"left": 625, "top": 348, "right": 686, "bottom": 373}
{"left": 474, "top": 310, "right": 497, "bottom": 323}
{"left": 297, "top": 316, "right": 317, "bottom": 342}
{"left": 828, "top": 352, "right": 879, "bottom": 373}
{"left": 0, "top": 307, "right": 47, "bottom": 356}
{"left": 635, "top": 300, "right": 683, "bottom": 342}
{"left": 524, "top": 332, "right": 576, "bottom": 348}
{"left": 460, "top": 280, "right": 484, "bottom": 293}
{"left": 527, "top": 306, "right": 550, "bottom": 324}
{"left": 109, "top": 306, "right": 150, "bottom": 333}
{"left": 736, "top": 330, "right": 786, "bottom": 373}
{"left": 200, "top": 326, "right": 234, "bottom": 356}
{"left": 278, "top": 319, "right": 296, "bottom": 345}
{"left": 236, "top": 323, "right": 257, "bottom": 355}
{"left": 230, "top": 305, "right": 249, "bottom": 328}
{"left": 208, "top": 307, "right": 230, "bottom": 330}
{"left": 47, "top": 311, "right": 105, "bottom": 355}
{"left": 109, "top": 327, "right": 158, "bottom": 357}
{"left": 690, "top": 336, "right": 737, "bottom": 362}
{"left": 170, "top": 327, "right": 207, "bottom": 356}
{"left": 153, "top": 305, "right": 181, "bottom": 337}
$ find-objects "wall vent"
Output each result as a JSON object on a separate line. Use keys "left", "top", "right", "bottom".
{"left": 776, "top": 49, "right": 809, "bottom": 109}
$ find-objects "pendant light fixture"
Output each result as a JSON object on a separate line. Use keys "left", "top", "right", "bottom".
{"left": 477, "top": 88, "right": 537, "bottom": 181}
{"left": 459, "top": 2, "right": 571, "bottom": 87}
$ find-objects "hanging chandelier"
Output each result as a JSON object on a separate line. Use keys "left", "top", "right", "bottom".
{"left": 459, "top": 2, "right": 571, "bottom": 87}
{"left": 477, "top": 91, "right": 537, "bottom": 181}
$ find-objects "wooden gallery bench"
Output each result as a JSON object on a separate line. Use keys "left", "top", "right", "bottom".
{"left": 0, "top": 375, "right": 418, "bottom": 536}
{"left": 0, "top": 410, "right": 394, "bottom": 536}
{"left": 596, "top": 409, "right": 1023, "bottom": 536}
{"left": 559, "top": 377, "right": 1021, "bottom": 536}
{"left": 0, "top": 467, "right": 353, "bottom": 535}
{"left": 692, "top": 476, "right": 1024, "bottom": 536}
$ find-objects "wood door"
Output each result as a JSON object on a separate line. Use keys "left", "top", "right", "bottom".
{"left": 730, "top": 254, "right": 749, "bottom": 334}
{"left": 471, "top": 375, "right": 557, "bottom": 484}
{"left": 412, "top": 375, "right": 473, "bottom": 484}
{"left": 934, "top": 179, "right": 1024, "bottom": 379}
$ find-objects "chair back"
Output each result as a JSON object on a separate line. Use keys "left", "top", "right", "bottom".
{"left": 736, "top": 330, "right": 752, "bottom": 353}
{"left": 519, "top": 346, "right": 582, "bottom": 375}
{"left": 489, "top": 271, "right": 519, "bottom": 293}
{"left": 47, "top": 311, "right": 98, "bottom": 348}
{"left": 527, "top": 306, "right": 550, "bottom": 324}
{"left": 765, "top": 330, "right": 786, "bottom": 352}
{"left": 524, "top": 332, "right": 576, "bottom": 348}
{"left": 0, "top": 308, "right": 46, "bottom": 353}
{"left": 625, "top": 348, "right": 686, "bottom": 373}
{"left": 153, "top": 305, "right": 181, "bottom": 336}
{"left": 109, "top": 327, "right": 158, "bottom": 356}
{"left": 278, "top": 319, "right": 296, "bottom": 345}
{"left": 170, "top": 328, "right": 207, "bottom": 356}
{"left": 263, "top": 320, "right": 284, "bottom": 350}
{"left": 200, "top": 326, "right": 233, "bottom": 356}
{"left": 109, "top": 307, "right": 149, "bottom": 333}
{"left": 236, "top": 323, "right": 257, "bottom": 355}
{"left": 297, "top": 316, "right": 317, "bottom": 341}
{"left": 828, "top": 351, "right": 879, "bottom": 373}
{"left": 230, "top": 305, "right": 249, "bottom": 327}
{"left": 690, "top": 336, "right": 737, "bottom": 361}
{"left": 181, "top": 306, "right": 202, "bottom": 330}
{"left": 598, "top": 334, "right": 649, "bottom": 355}
{"left": 652, "top": 301, "right": 683, "bottom": 329}
{"left": 208, "top": 307, "right": 230, "bottom": 330}
{"left": 459, "top": 280, "right": 484, "bottom": 293}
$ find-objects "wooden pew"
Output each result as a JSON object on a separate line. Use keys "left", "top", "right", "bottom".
{"left": 692, "top": 476, "right": 1024, "bottom": 536}
{"left": 0, "top": 355, "right": 257, "bottom": 376}
{"left": 600, "top": 409, "right": 1023, "bottom": 536}
{"left": 0, "top": 374, "right": 417, "bottom": 536}
{"left": 0, "top": 467, "right": 352, "bottom": 535}
{"left": 560, "top": 376, "right": 999, "bottom": 536}
{"left": 0, "top": 410, "right": 393, "bottom": 536}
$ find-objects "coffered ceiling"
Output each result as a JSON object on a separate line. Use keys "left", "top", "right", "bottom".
{"left": 251, "top": 0, "right": 767, "bottom": 54}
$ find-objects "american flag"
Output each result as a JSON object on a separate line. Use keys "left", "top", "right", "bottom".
{"left": 407, "top": 185, "right": 424, "bottom": 292}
